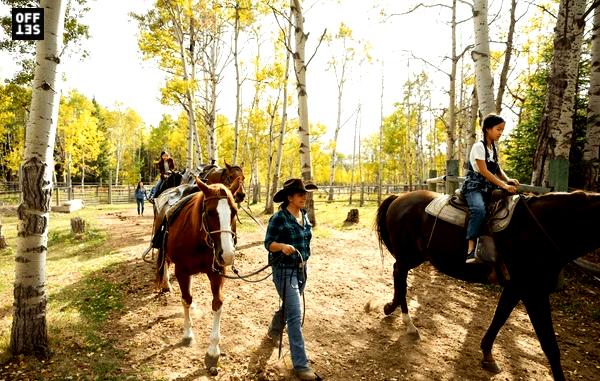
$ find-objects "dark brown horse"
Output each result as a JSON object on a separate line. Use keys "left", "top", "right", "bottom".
{"left": 155, "top": 178, "right": 242, "bottom": 370}
{"left": 181, "top": 162, "right": 246, "bottom": 204}
{"left": 375, "top": 190, "right": 600, "bottom": 381}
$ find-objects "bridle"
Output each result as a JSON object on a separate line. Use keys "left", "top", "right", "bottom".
{"left": 201, "top": 194, "right": 237, "bottom": 270}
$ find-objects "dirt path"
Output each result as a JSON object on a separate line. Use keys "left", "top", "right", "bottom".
{"left": 57, "top": 209, "right": 600, "bottom": 380}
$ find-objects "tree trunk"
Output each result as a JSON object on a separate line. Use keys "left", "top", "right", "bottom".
{"left": 532, "top": 0, "right": 586, "bottom": 186}
{"left": 233, "top": 1, "right": 242, "bottom": 165}
{"left": 292, "top": 0, "right": 316, "bottom": 225}
{"left": 472, "top": 0, "right": 495, "bottom": 117}
{"left": 266, "top": 17, "right": 292, "bottom": 215}
{"left": 0, "top": 224, "right": 7, "bottom": 249}
{"left": 585, "top": 4, "right": 600, "bottom": 191}
{"left": 11, "top": 0, "right": 66, "bottom": 358}
{"left": 495, "top": 0, "right": 517, "bottom": 114}
{"left": 467, "top": 86, "right": 479, "bottom": 158}
{"left": 447, "top": 0, "right": 458, "bottom": 160}
{"left": 377, "top": 62, "right": 384, "bottom": 205}
{"left": 70, "top": 217, "right": 85, "bottom": 235}
{"left": 349, "top": 105, "right": 360, "bottom": 205}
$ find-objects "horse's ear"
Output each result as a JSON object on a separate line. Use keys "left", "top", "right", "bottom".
{"left": 195, "top": 176, "right": 211, "bottom": 194}
{"left": 225, "top": 161, "right": 231, "bottom": 169}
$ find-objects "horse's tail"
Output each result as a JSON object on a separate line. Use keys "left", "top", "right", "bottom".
{"left": 375, "top": 195, "right": 398, "bottom": 255}
{"left": 155, "top": 232, "right": 169, "bottom": 291}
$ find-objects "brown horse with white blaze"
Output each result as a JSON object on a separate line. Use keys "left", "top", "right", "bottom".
{"left": 375, "top": 190, "right": 600, "bottom": 381}
{"left": 155, "top": 177, "right": 241, "bottom": 370}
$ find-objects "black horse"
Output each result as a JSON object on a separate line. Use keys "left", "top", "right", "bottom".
{"left": 153, "top": 171, "right": 183, "bottom": 199}
{"left": 375, "top": 190, "right": 600, "bottom": 381}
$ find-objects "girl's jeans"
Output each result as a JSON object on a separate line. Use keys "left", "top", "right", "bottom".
{"left": 136, "top": 199, "right": 144, "bottom": 215}
{"left": 268, "top": 265, "right": 310, "bottom": 371}
{"left": 465, "top": 190, "right": 486, "bottom": 240}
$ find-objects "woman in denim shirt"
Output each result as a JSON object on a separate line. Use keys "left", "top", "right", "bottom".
{"left": 264, "top": 178, "right": 318, "bottom": 381}
{"left": 134, "top": 181, "right": 147, "bottom": 216}
{"left": 462, "top": 114, "right": 519, "bottom": 263}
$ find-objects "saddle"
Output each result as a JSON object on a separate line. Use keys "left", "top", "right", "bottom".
{"left": 198, "top": 163, "right": 218, "bottom": 182}
{"left": 425, "top": 189, "right": 519, "bottom": 233}
{"left": 151, "top": 183, "right": 200, "bottom": 248}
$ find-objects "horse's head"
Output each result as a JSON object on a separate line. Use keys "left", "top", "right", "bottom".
{"left": 196, "top": 179, "right": 238, "bottom": 267}
{"left": 224, "top": 162, "right": 245, "bottom": 203}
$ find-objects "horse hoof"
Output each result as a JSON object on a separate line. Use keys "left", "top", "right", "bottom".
{"left": 481, "top": 360, "right": 501, "bottom": 374}
{"left": 407, "top": 329, "right": 421, "bottom": 341}
{"left": 182, "top": 337, "right": 193, "bottom": 346}
{"left": 204, "top": 353, "right": 219, "bottom": 369}
{"left": 383, "top": 303, "right": 396, "bottom": 316}
{"left": 208, "top": 366, "right": 218, "bottom": 376}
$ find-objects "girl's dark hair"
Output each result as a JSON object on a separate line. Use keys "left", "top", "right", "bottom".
{"left": 136, "top": 181, "right": 143, "bottom": 190}
{"left": 481, "top": 113, "right": 504, "bottom": 162}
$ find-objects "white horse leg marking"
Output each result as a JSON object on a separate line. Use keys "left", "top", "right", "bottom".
{"left": 182, "top": 299, "right": 194, "bottom": 341}
{"left": 217, "top": 199, "right": 235, "bottom": 266}
{"left": 207, "top": 307, "right": 222, "bottom": 358}
{"left": 403, "top": 312, "right": 420, "bottom": 337}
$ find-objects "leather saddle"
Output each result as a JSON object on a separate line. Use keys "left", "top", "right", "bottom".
{"left": 151, "top": 184, "right": 200, "bottom": 248}
{"left": 425, "top": 189, "right": 519, "bottom": 233}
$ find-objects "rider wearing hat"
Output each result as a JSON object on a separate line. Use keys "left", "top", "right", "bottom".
{"left": 264, "top": 178, "right": 318, "bottom": 381}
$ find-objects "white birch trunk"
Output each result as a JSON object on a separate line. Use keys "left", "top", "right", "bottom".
{"left": 447, "top": 0, "right": 458, "bottom": 160}
{"left": 472, "top": 0, "right": 495, "bottom": 117}
{"left": 11, "top": 0, "right": 66, "bottom": 357}
{"left": 207, "top": 39, "right": 219, "bottom": 163}
{"left": 532, "top": 0, "right": 586, "bottom": 186}
{"left": 232, "top": 1, "right": 241, "bottom": 165}
{"left": 292, "top": 0, "right": 315, "bottom": 224}
{"left": 585, "top": 4, "right": 600, "bottom": 190}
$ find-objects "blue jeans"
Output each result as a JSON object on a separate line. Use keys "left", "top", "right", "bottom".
{"left": 136, "top": 199, "right": 144, "bottom": 215}
{"left": 268, "top": 265, "right": 310, "bottom": 371}
{"left": 465, "top": 190, "right": 486, "bottom": 240}
{"left": 154, "top": 179, "right": 164, "bottom": 196}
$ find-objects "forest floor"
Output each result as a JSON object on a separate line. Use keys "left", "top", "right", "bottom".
{"left": 0, "top": 204, "right": 599, "bottom": 380}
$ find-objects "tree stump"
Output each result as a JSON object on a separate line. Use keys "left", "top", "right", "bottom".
{"left": 71, "top": 217, "right": 86, "bottom": 235}
{"left": 0, "top": 225, "right": 6, "bottom": 249}
{"left": 343, "top": 209, "right": 359, "bottom": 225}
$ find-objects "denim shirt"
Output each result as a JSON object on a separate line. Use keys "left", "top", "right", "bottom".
{"left": 264, "top": 208, "right": 312, "bottom": 267}
{"left": 134, "top": 188, "right": 147, "bottom": 200}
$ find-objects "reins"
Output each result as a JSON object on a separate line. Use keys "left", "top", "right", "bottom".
{"left": 518, "top": 194, "right": 562, "bottom": 253}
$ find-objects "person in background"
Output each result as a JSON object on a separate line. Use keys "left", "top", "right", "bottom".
{"left": 135, "top": 181, "right": 147, "bottom": 216}
{"left": 151, "top": 151, "right": 175, "bottom": 200}
{"left": 462, "top": 114, "right": 519, "bottom": 263}
{"left": 264, "top": 178, "right": 318, "bottom": 381}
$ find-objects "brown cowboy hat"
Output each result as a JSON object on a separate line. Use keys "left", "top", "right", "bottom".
{"left": 273, "top": 178, "right": 318, "bottom": 203}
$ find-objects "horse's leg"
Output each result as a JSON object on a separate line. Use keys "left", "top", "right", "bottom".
{"left": 522, "top": 293, "right": 565, "bottom": 381}
{"left": 174, "top": 265, "right": 194, "bottom": 344}
{"left": 384, "top": 260, "right": 419, "bottom": 339}
{"left": 479, "top": 286, "right": 521, "bottom": 373}
{"left": 204, "top": 271, "right": 224, "bottom": 370}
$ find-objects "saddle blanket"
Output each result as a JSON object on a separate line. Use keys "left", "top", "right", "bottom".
{"left": 425, "top": 194, "right": 520, "bottom": 233}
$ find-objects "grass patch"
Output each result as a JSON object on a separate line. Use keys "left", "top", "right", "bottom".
{"left": 0, "top": 205, "right": 131, "bottom": 376}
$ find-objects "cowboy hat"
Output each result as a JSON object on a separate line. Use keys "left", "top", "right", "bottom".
{"left": 273, "top": 178, "right": 318, "bottom": 203}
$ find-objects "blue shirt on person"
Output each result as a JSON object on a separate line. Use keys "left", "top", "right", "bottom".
{"left": 264, "top": 208, "right": 312, "bottom": 268}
